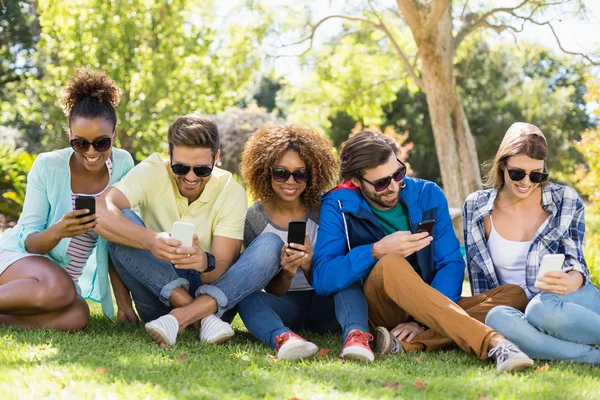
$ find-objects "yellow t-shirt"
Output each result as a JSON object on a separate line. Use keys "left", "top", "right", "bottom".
{"left": 113, "top": 153, "right": 247, "bottom": 251}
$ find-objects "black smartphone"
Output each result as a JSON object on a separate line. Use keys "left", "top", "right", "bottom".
{"left": 288, "top": 220, "right": 307, "bottom": 249}
{"left": 416, "top": 219, "right": 435, "bottom": 235}
{"left": 75, "top": 195, "right": 96, "bottom": 219}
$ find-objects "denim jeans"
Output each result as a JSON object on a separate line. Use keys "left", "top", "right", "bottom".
{"left": 238, "top": 283, "right": 369, "bottom": 349}
{"left": 486, "top": 283, "right": 600, "bottom": 365}
{"left": 108, "top": 209, "right": 283, "bottom": 322}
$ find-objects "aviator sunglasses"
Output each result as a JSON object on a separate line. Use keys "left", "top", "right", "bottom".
{"left": 506, "top": 167, "right": 548, "bottom": 184}
{"left": 360, "top": 159, "right": 407, "bottom": 192}
{"left": 270, "top": 167, "right": 310, "bottom": 184}
{"left": 171, "top": 162, "right": 213, "bottom": 178}
{"left": 70, "top": 137, "right": 112, "bottom": 153}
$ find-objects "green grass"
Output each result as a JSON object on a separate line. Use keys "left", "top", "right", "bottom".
{"left": 0, "top": 304, "right": 599, "bottom": 399}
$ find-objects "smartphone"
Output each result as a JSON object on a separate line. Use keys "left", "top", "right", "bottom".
{"left": 171, "top": 221, "right": 195, "bottom": 247}
{"left": 288, "top": 220, "right": 306, "bottom": 249}
{"left": 75, "top": 195, "right": 95, "bottom": 219}
{"left": 536, "top": 254, "right": 565, "bottom": 279}
{"left": 416, "top": 219, "right": 435, "bottom": 235}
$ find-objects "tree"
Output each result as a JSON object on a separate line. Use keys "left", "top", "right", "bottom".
{"left": 1, "top": 0, "right": 265, "bottom": 160}
{"left": 266, "top": 0, "right": 598, "bottom": 207}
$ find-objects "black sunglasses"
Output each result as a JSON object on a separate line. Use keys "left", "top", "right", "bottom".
{"left": 70, "top": 137, "right": 112, "bottom": 153}
{"left": 360, "top": 159, "right": 407, "bottom": 192}
{"left": 270, "top": 167, "right": 310, "bottom": 184}
{"left": 506, "top": 168, "right": 548, "bottom": 184}
{"left": 171, "top": 163, "right": 213, "bottom": 178}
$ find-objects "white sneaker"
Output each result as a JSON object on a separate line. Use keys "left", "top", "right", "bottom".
{"left": 199, "top": 314, "right": 235, "bottom": 344}
{"left": 274, "top": 332, "right": 319, "bottom": 361}
{"left": 145, "top": 314, "right": 179, "bottom": 346}
{"left": 488, "top": 340, "right": 534, "bottom": 372}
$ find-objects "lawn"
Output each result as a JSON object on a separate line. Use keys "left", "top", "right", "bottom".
{"left": 0, "top": 303, "right": 599, "bottom": 400}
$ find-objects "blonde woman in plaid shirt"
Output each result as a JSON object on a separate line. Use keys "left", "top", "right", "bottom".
{"left": 464, "top": 122, "right": 600, "bottom": 365}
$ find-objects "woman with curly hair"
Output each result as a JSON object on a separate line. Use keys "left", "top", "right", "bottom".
{"left": 237, "top": 125, "right": 372, "bottom": 361}
{"left": 0, "top": 69, "right": 134, "bottom": 331}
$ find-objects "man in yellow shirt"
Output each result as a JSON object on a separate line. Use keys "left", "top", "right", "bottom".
{"left": 96, "top": 115, "right": 283, "bottom": 345}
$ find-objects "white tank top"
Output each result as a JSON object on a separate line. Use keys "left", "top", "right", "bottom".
{"left": 487, "top": 215, "right": 532, "bottom": 298}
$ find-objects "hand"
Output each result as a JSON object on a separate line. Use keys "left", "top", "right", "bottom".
{"left": 535, "top": 270, "right": 584, "bottom": 295}
{"left": 287, "top": 233, "right": 313, "bottom": 274}
{"left": 279, "top": 243, "right": 308, "bottom": 279}
{"left": 52, "top": 209, "right": 98, "bottom": 239}
{"left": 117, "top": 304, "right": 139, "bottom": 325}
{"left": 390, "top": 322, "right": 426, "bottom": 343}
{"left": 372, "top": 231, "right": 433, "bottom": 260}
{"left": 149, "top": 231, "right": 183, "bottom": 263}
{"left": 174, "top": 234, "right": 208, "bottom": 272}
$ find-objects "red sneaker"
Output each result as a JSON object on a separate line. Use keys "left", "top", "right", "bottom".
{"left": 274, "top": 332, "right": 319, "bottom": 361}
{"left": 340, "top": 329, "right": 374, "bottom": 362}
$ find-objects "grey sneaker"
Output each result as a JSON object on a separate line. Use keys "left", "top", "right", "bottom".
{"left": 375, "top": 326, "right": 401, "bottom": 355}
{"left": 488, "top": 340, "right": 534, "bottom": 372}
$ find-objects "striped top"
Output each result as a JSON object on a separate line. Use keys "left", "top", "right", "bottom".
{"left": 66, "top": 158, "right": 113, "bottom": 282}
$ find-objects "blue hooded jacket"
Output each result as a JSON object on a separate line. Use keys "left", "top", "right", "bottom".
{"left": 312, "top": 177, "right": 465, "bottom": 302}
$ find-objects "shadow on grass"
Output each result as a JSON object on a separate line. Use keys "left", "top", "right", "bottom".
{"left": 1, "top": 312, "right": 599, "bottom": 399}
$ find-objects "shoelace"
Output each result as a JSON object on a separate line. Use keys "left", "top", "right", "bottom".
{"left": 345, "top": 330, "right": 374, "bottom": 347}
{"left": 274, "top": 333, "right": 292, "bottom": 351}
{"left": 488, "top": 342, "right": 517, "bottom": 363}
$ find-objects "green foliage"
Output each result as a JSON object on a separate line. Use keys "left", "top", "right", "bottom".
{"left": 0, "top": 145, "right": 35, "bottom": 218}
{"left": 208, "top": 105, "right": 284, "bottom": 176}
{"left": 1, "top": 0, "right": 264, "bottom": 160}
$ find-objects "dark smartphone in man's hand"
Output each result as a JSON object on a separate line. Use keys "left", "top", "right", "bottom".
{"left": 416, "top": 219, "right": 435, "bottom": 235}
{"left": 288, "top": 220, "right": 307, "bottom": 250}
{"left": 75, "top": 195, "right": 96, "bottom": 219}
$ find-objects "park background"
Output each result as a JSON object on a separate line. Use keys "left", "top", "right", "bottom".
{"left": 1, "top": 0, "right": 600, "bottom": 399}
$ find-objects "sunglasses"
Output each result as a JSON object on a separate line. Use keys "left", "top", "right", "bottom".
{"left": 171, "top": 163, "right": 213, "bottom": 178}
{"left": 70, "top": 137, "right": 112, "bottom": 153}
{"left": 360, "top": 159, "right": 407, "bottom": 192}
{"left": 271, "top": 167, "right": 310, "bottom": 184}
{"left": 506, "top": 168, "right": 548, "bottom": 184}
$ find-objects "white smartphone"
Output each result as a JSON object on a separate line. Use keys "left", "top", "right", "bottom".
{"left": 171, "top": 221, "right": 195, "bottom": 248}
{"left": 536, "top": 254, "right": 565, "bottom": 281}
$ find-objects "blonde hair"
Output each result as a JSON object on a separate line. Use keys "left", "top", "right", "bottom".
{"left": 483, "top": 122, "right": 548, "bottom": 189}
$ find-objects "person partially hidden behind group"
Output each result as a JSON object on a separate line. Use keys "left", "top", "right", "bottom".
{"left": 96, "top": 114, "right": 283, "bottom": 346}
{"left": 464, "top": 122, "right": 600, "bottom": 365}
{"left": 312, "top": 130, "right": 535, "bottom": 372}
{"left": 0, "top": 69, "right": 134, "bottom": 330}
{"left": 237, "top": 125, "right": 373, "bottom": 361}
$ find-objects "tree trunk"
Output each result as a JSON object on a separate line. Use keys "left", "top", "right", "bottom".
{"left": 399, "top": 2, "right": 481, "bottom": 207}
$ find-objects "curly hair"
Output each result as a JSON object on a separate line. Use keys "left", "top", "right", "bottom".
{"left": 241, "top": 124, "right": 339, "bottom": 211}
{"left": 59, "top": 68, "right": 121, "bottom": 130}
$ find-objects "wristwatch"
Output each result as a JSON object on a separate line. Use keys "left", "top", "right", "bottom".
{"left": 205, "top": 252, "right": 216, "bottom": 272}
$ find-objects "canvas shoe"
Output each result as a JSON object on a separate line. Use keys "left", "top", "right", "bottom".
{"left": 199, "top": 314, "right": 235, "bottom": 344}
{"left": 145, "top": 314, "right": 179, "bottom": 346}
{"left": 340, "top": 329, "right": 374, "bottom": 362}
{"left": 488, "top": 340, "right": 534, "bottom": 372}
{"left": 274, "top": 332, "right": 319, "bottom": 361}
{"left": 374, "top": 326, "right": 403, "bottom": 355}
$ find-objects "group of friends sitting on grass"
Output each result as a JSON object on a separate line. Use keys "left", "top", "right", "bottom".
{"left": 0, "top": 69, "right": 598, "bottom": 373}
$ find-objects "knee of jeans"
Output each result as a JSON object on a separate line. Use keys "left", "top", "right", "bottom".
{"left": 120, "top": 209, "right": 145, "bottom": 226}
{"left": 485, "top": 306, "right": 518, "bottom": 334}
{"left": 253, "top": 232, "right": 284, "bottom": 265}
{"left": 524, "top": 295, "right": 563, "bottom": 331}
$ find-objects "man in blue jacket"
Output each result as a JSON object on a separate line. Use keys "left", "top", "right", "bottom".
{"left": 312, "top": 130, "right": 534, "bottom": 372}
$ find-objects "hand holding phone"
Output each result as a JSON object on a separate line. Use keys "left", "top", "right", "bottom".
{"left": 75, "top": 195, "right": 96, "bottom": 218}
{"left": 535, "top": 254, "right": 565, "bottom": 284}
{"left": 287, "top": 220, "right": 306, "bottom": 250}
{"left": 171, "top": 221, "right": 195, "bottom": 247}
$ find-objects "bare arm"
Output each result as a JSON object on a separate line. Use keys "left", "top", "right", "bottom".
{"left": 202, "top": 235, "right": 243, "bottom": 283}
{"left": 26, "top": 210, "right": 97, "bottom": 254}
{"left": 95, "top": 187, "right": 155, "bottom": 250}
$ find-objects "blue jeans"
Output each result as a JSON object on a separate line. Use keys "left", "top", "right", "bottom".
{"left": 238, "top": 283, "right": 369, "bottom": 349}
{"left": 108, "top": 209, "right": 283, "bottom": 322}
{"left": 486, "top": 283, "right": 600, "bottom": 365}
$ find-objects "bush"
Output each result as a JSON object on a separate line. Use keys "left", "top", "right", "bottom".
{"left": 0, "top": 144, "right": 35, "bottom": 218}
{"left": 573, "top": 128, "right": 600, "bottom": 283}
{"left": 208, "top": 105, "right": 284, "bottom": 176}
